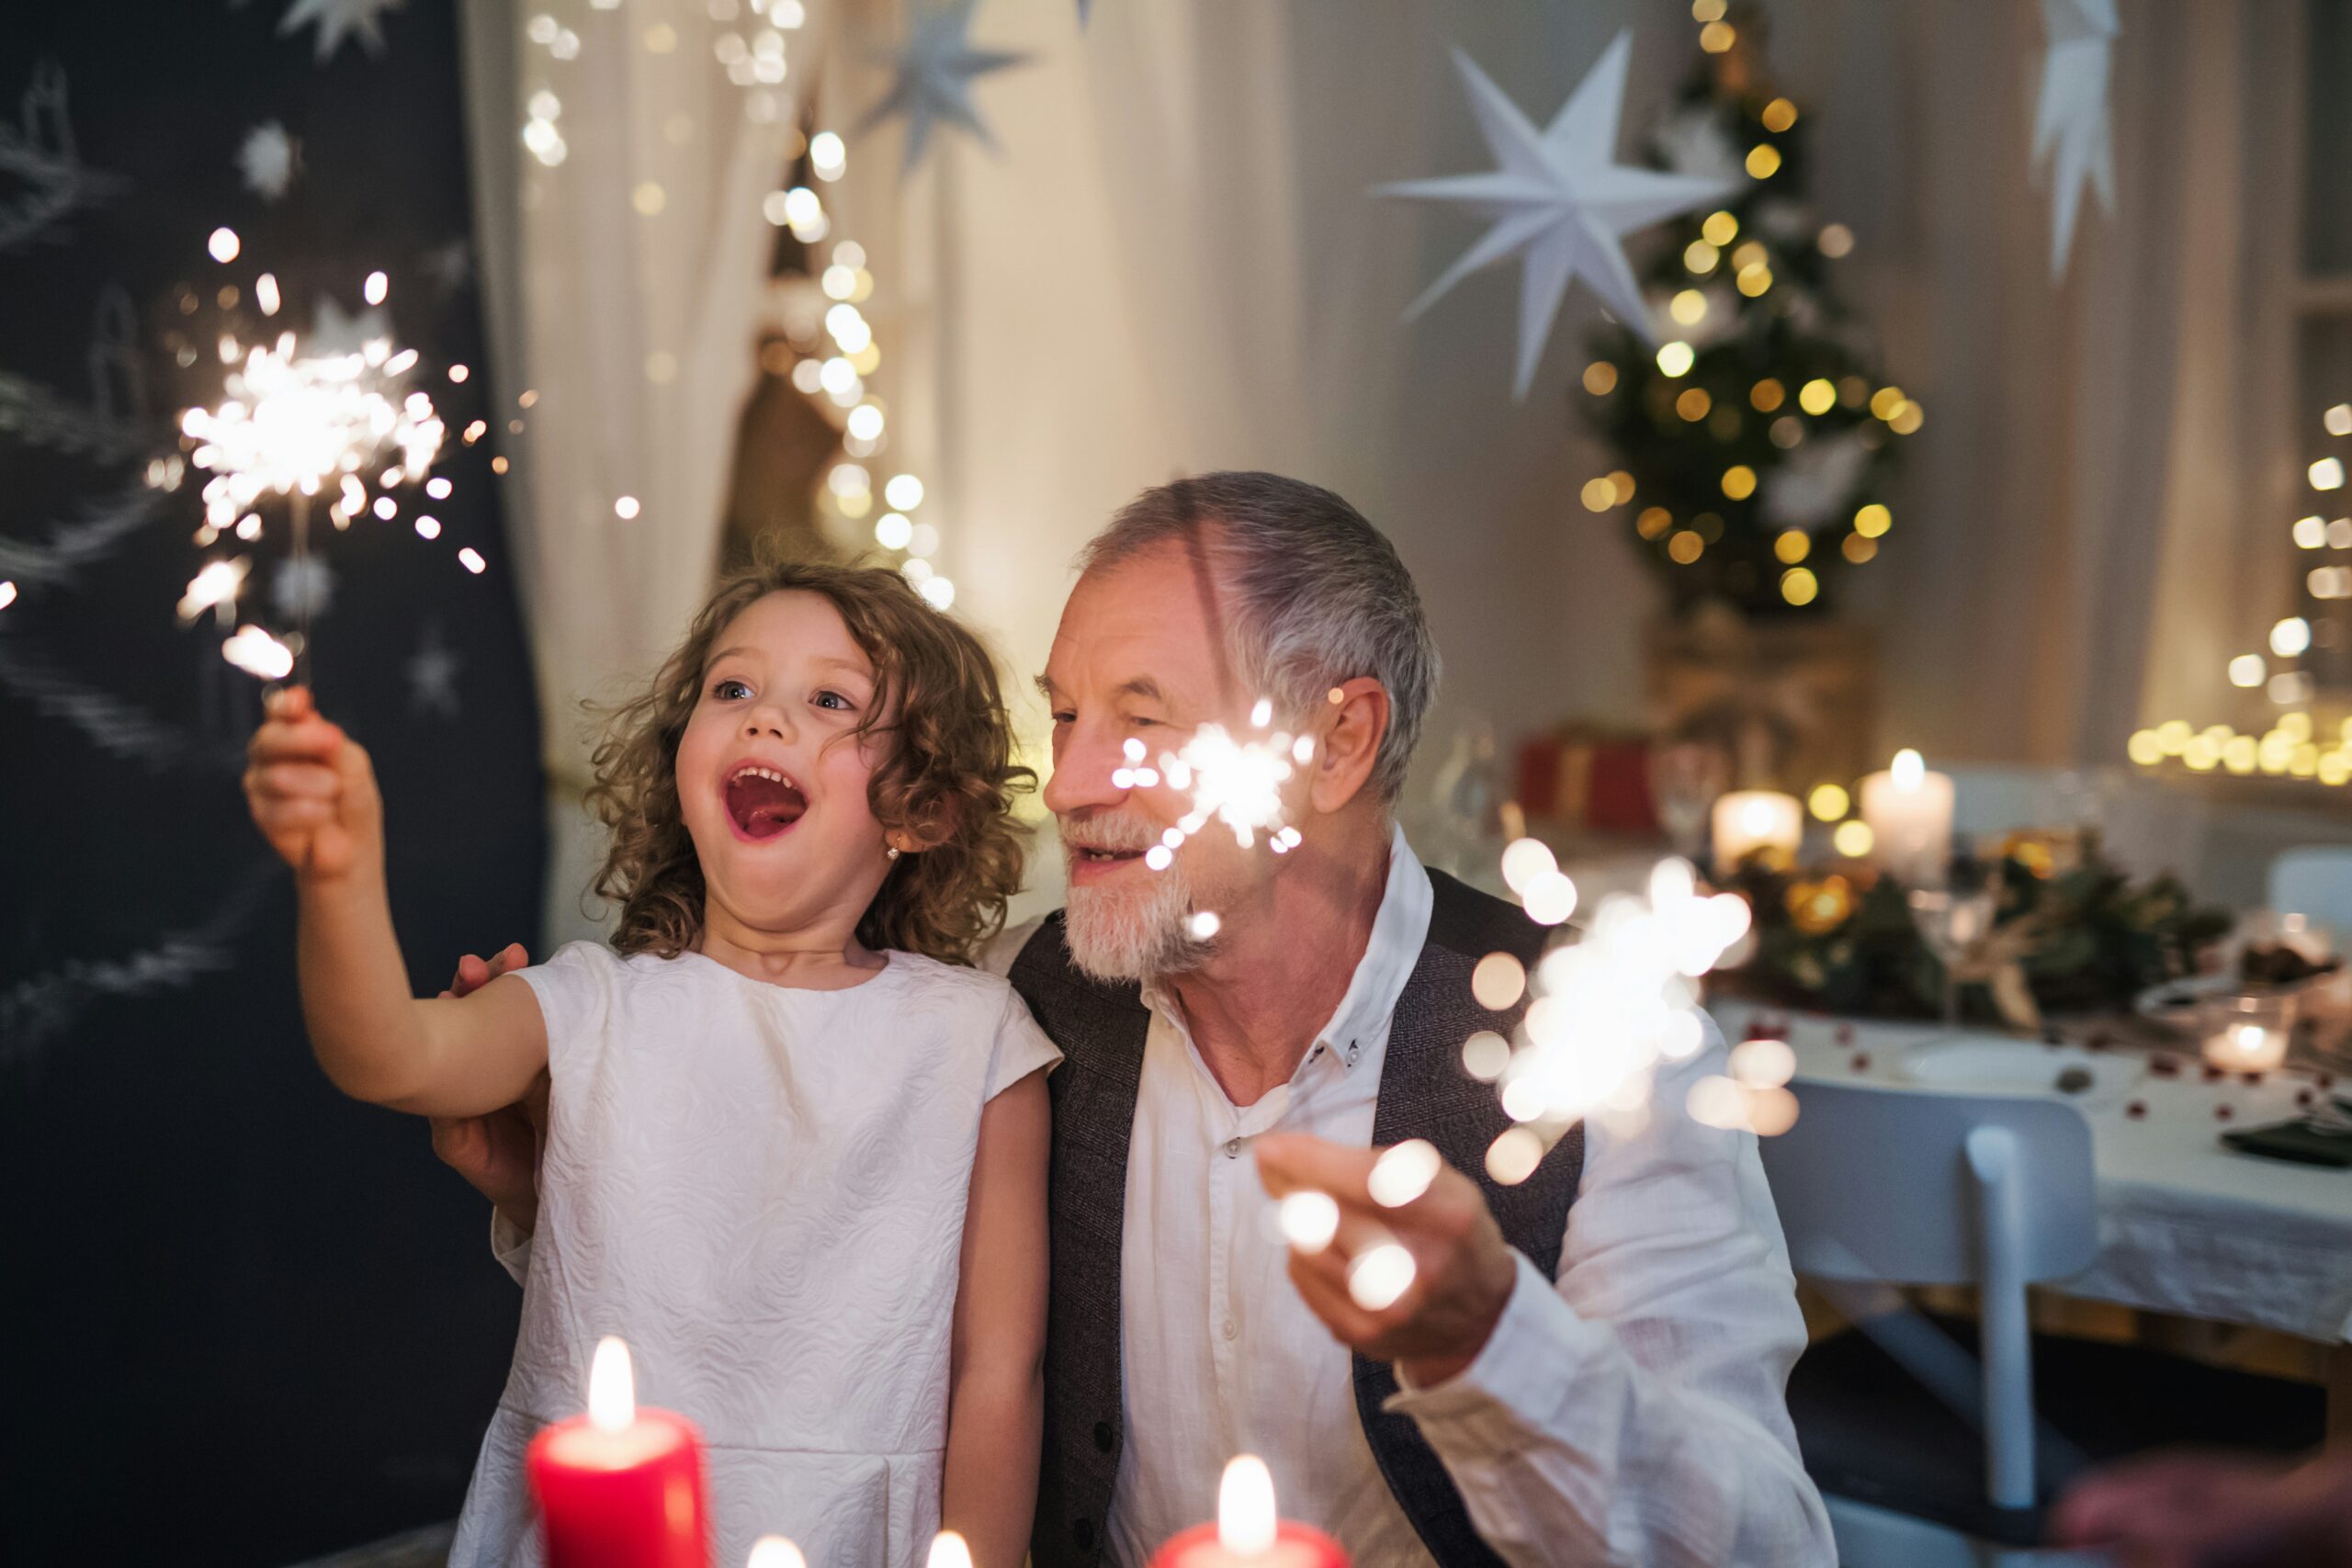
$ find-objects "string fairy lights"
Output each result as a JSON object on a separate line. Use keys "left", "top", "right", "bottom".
{"left": 2132, "top": 400, "right": 2352, "bottom": 786}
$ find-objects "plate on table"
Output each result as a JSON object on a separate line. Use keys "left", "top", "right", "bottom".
{"left": 2134, "top": 972, "right": 2237, "bottom": 1027}
{"left": 1898, "top": 1039, "right": 2137, "bottom": 1106}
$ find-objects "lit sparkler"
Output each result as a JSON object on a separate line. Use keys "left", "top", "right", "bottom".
{"left": 180, "top": 288, "right": 448, "bottom": 680}
{"left": 1473, "top": 852, "right": 1762, "bottom": 1177}
{"left": 1136, "top": 699, "right": 1316, "bottom": 873}
{"left": 183, "top": 328, "right": 444, "bottom": 530}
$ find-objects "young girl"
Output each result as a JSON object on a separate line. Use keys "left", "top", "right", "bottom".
{"left": 245, "top": 560, "right": 1057, "bottom": 1568}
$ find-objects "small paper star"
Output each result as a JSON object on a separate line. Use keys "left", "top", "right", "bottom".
{"left": 271, "top": 556, "right": 335, "bottom": 621}
{"left": 861, "top": 0, "right": 1029, "bottom": 171}
{"left": 279, "top": 0, "right": 404, "bottom": 64}
{"left": 421, "top": 237, "right": 472, "bottom": 293}
{"left": 406, "top": 619, "right": 461, "bottom": 720}
{"left": 307, "top": 296, "right": 392, "bottom": 361}
{"left": 1376, "top": 31, "right": 1740, "bottom": 400}
{"left": 238, "top": 121, "right": 300, "bottom": 201}
{"left": 2033, "top": 0, "right": 2119, "bottom": 280}
{"left": 1654, "top": 105, "right": 1745, "bottom": 188}
{"left": 1761, "top": 431, "right": 1872, "bottom": 529}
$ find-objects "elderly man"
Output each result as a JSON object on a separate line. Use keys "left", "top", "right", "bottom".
{"left": 438, "top": 473, "right": 1833, "bottom": 1566}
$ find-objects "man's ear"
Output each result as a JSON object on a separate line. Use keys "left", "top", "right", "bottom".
{"left": 1305, "top": 677, "right": 1390, "bottom": 816}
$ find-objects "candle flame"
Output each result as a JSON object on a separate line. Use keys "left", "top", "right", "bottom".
{"left": 1217, "top": 1454, "right": 1278, "bottom": 1557}
{"left": 2233, "top": 1024, "right": 2267, "bottom": 1053}
{"left": 747, "top": 1538, "right": 807, "bottom": 1568}
{"left": 1891, "top": 748, "right": 1926, "bottom": 791}
{"left": 587, "top": 1336, "right": 635, "bottom": 1432}
{"left": 925, "top": 1531, "right": 974, "bottom": 1568}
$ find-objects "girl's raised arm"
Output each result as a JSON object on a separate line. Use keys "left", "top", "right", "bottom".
{"left": 941, "top": 1066, "right": 1051, "bottom": 1568}
{"left": 247, "top": 687, "right": 548, "bottom": 1117}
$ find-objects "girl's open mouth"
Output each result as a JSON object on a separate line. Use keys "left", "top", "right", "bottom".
{"left": 723, "top": 763, "right": 807, "bottom": 841}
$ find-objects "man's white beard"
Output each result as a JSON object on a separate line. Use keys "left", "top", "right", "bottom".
{"left": 1061, "top": 821, "right": 1211, "bottom": 983}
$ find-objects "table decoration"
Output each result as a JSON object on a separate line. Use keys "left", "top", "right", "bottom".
{"left": 1719, "top": 834, "right": 2230, "bottom": 1024}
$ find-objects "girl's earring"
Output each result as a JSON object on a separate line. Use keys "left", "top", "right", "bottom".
{"left": 886, "top": 842, "right": 901, "bottom": 862}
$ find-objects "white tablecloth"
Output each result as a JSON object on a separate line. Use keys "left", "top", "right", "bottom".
{"left": 1712, "top": 999, "right": 2352, "bottom": 1344}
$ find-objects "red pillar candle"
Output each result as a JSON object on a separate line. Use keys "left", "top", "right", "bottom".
{"left": 1148, "top": 1456, "right": 1349, "bottom": 1568}
{"left": 526, "top": 1337, "right": 711, "bottom": 1568}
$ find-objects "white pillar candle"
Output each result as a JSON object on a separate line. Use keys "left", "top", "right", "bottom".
{"left": 1712, "top": 790, "right": 1803, "bottom": 875}
{"left": 1860, "top": 749, "right": 1954, "bottom": 887}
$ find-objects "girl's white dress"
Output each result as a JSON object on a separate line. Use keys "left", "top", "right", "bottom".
{"left": 445, "top": 941, "right": 1060, "bottom": 1568}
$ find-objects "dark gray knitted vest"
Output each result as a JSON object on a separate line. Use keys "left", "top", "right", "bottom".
{"left": 1009, "top": 868, "right": 1583, "bottom": 1568}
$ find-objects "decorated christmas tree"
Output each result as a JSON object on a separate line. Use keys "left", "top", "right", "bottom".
{"left": 1580, "top": 2, "right": 1918, "bottom": 617}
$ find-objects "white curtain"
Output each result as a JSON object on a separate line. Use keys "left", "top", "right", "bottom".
{"left": 910, "top": 0, "right": 2294, "bottom": 786}
{"left": 899, "top": 0, "right": 1666, "bottom": 843}
{"left": 1763, "top": 0, "right": 2287, "bottom": 765}
{"left": 459, "top": 0, "right": 818, "bottom": 944}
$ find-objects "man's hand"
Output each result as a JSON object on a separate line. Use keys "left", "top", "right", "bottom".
{"left": 426, "top": 942, "right": 548, "bottom": 1235}
{"left": 1255, "top": 1132, "right": 1520, "bottom": 1387}
{"left": 2053, "top": 1450, "right": 2352, "bottom": 1567}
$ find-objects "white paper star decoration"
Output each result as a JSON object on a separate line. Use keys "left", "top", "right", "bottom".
{"left": 279, "top": 0, "right": 403, "bottom": 64}
{"left": 862, "top": 0, "right": 1029, "bottom": 171}
{"left": 2032, "top": 0, "right": 2119, "bottom": 281}
{"left": 238, "top": 121, "right": 299, "bottom": 201}
{"left": 407, "top": 619, "right": 462, "bottom": 720}
{"left": 1377, "top": 32, "right": 1740, "bottom": 400}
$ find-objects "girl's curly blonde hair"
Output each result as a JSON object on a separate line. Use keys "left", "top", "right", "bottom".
{"left": 584, "top": 556, "right": 1035, "bottom": 966}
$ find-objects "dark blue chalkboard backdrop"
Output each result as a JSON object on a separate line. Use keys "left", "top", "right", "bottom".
{"left": 0, "top": 3, "right": 545, "bottom": 1561}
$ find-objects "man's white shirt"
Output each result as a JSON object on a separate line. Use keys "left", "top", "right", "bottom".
{"left": 496, "top": 828, "right": 1832, "bottom": 1565}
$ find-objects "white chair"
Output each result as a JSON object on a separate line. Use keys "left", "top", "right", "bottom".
{"left": 2268, "top": 846, "right": 2352, "bottom": 936}
{"left": 1762, "top": 1079, "right": 2324, "bottom": 1567}
{"left": 1763, "top": 1080, "right": 2097, "bottom": 1566}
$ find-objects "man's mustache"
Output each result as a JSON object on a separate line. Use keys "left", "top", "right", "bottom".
{"left": 1057, "top": 811, "right": 1162, "bottom": 856}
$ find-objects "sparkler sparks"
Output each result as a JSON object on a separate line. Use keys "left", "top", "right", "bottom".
{"left": 180, "top": 277, "right": 458, "bottom": 679}
{"left": 1140, "top": 701, "right": 1315, "bottom": 871}
{"left": 176, "top": 558, "right": 249, "bottom": 625}
{"left": 1482, "top": 856, "right": 1760, "bottom": 1174}
{"left": 220, "top": 624, "right": 294, "bottom": 681}
{"left": 182, "top": 329, "right": 444, "bottom": 528}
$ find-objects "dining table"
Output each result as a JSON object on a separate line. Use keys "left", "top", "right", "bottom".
{"left": 1709, "top": 994, "right": 2352, "bottom": 1441}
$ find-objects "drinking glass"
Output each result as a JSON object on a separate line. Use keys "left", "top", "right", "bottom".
{"left": 1908, "top": 882, "right": 1999, "bottom": 1027}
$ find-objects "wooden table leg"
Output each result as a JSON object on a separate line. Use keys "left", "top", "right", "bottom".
{"left": 2330, "top": 1342, "right": 2352, "bottom": 1448}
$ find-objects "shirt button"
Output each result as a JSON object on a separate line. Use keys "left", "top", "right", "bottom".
{"left": 1224, "top": 1136, "right": 1242, "bottom": 1158}
{"left": 1222, "top": 1318, "right": 1239, "bottom": 1340}
{"left": 1073, "top": 1517, "right": 1094, "bottom": 1550}
{"left": 1092, "top": 1420, "right": 1115, "bottom": 1453}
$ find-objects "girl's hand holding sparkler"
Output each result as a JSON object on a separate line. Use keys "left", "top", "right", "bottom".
{"left": 245, "top": 686, "right": 381, "bottom": 882}
{"left": 243, "top": 688, "right": 548, "bottom": 1116}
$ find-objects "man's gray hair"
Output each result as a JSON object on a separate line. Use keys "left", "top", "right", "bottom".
{"left": 1077, "top": 471, "right": 1440, "bottom": 803}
